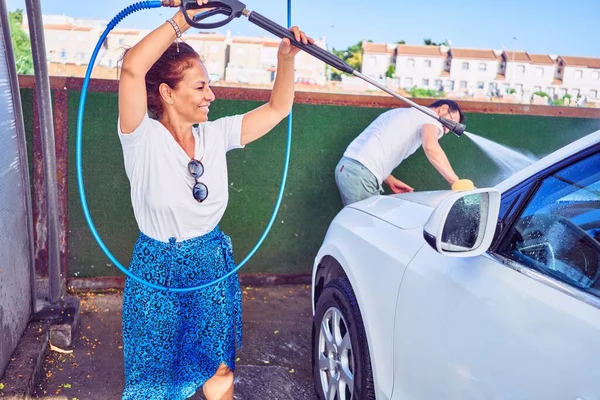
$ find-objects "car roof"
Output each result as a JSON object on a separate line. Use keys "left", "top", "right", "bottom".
{"left": 495, "top": 129, "right": 600, "bottom": 193}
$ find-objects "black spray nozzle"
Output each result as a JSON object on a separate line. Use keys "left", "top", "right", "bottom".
{"left": 439, "top": 117, "right": 466, "bottom": 137}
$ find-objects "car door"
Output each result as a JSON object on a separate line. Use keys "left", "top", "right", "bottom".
{"left": 392, "top": 148, "right": 600, "bottom": 400}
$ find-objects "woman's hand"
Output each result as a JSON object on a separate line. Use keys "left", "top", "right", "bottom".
{"left": 173, "top": 0, "right": 212, "bottom": 31}
{"left": 278, "top": 26, "right": 314, "bottom": 59}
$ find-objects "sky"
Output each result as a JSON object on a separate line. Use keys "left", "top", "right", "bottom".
{"left": 7, "top": 0, "right": 600, "bottom": 58}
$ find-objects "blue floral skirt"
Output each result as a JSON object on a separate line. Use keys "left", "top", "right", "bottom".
{"left": 122, "top": 227, "right": 242, "bottom": 399}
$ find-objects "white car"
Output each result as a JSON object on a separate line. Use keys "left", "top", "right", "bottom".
{"left": 311, "top": 130, "right": 600, "bottom": 400}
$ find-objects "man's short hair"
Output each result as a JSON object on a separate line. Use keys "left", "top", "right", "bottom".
{"left": 429, "top": 100, "right": 464, "bottom": 123}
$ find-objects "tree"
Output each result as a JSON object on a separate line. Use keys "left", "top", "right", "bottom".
{"left": 9, "top": 10, "right": 33, "bottom": 75}
{"left": 423, "top": 38, "right": 449, "bottom": 47}
{"left": 396, "top": 40, "right": 406, "bottom": 44}
{"left": 385, "top": 64, "right": 395, "bottom": 78}
{"left": 331, "top": 40, "right": 363, "bottom": 80}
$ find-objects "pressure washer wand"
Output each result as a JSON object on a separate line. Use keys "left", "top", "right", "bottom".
{"left": 162, "top": 0, "right": 466, "bottom": 136}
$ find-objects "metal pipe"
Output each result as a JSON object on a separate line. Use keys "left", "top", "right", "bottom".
{"left": 353, "top": 71, "right": 465, "bottom": 136}
{"left": 25, "top": 0, "right": 62, "bottom": 304}
{"left": 353, "top": 71, "right": 439, "bottom": 119}
{"left": 0, "top": 0, "right": 38, "bottom": 313}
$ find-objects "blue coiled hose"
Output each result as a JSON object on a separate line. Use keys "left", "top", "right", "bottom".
{"left": 76, "top": 1, "right": 294, "bottom": 292}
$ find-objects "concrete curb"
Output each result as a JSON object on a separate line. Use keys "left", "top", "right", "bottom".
{"left": 1, "top": 297, "right": 81, "bottom": 399}
{"left": 67, "top": 274, "right": 312, "bottom": 292}
{"left": 0, "top": 322, "right": 48, "bottom": 399}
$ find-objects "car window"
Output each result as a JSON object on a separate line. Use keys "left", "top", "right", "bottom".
{"left": 498, "top": 151, "right": 600, "bottom": 297}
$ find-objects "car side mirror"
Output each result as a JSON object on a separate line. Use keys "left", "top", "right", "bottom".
{"left": 423, "top": 189, "right": 501, "bottom": 258}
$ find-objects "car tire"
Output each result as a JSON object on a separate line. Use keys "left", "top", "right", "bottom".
{"left": 312, "top": 278, "right": 375, "bottom": 400}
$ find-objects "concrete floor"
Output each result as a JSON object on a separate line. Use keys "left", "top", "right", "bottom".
{"left": 31, "top": 285, "right": 317, "bottom": 400}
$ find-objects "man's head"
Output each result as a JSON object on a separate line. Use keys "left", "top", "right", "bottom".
{"left": 429, "top": 100, "right": 464, "bottom": 134}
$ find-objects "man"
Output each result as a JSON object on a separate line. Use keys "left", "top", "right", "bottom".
{"left": 335, "top": 100, "right": 464, "bottom": 206}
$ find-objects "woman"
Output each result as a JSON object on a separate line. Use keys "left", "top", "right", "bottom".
{"left": 118, "top": 1, "right": 313, "bottom": 398}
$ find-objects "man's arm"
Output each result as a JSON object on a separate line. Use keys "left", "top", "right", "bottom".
{"left": 421, "top": 124, "right": 459, "bottom": 186}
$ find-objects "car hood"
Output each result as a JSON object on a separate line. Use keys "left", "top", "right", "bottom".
{"left": 349, "top": 130, "right": 600, "bottom": 230}
{"left": 347, "top": 190, "right": 455, "bottom": 230}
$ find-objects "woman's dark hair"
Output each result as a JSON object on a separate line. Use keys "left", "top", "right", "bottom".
{"left": 429, "top": 99, "right": 464, "bottom": 123}
{"left": 122, "top": 42, "right": 201, "bottom": 119}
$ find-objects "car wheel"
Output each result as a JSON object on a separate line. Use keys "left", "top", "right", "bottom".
{"left": 312, "top": 278, "right": 375, "bottom": 400}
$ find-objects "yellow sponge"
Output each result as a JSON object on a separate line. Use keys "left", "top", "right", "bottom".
{"left": 452, "top": 179, "right": 475, "bottom": 191}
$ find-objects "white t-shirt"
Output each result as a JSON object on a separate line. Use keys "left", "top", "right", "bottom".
{"left": 118, "top": 113, "right": 244, "bottom": 242}
{"left": 343, "top": 108, "right": 443, "bottom": 184}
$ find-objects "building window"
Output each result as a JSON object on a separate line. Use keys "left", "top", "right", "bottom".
{"left": 60, "top": 49, "right": 66, "bottom": 60}
{"left": 477, "top": 81, "right": 484, "bottom": 89}
{"left": 446, "top": 80, "right": 455, "bottom": 90}
{"left": 424, "top": 60, "right": 431, "bottom": 68}
{"left": 77, "top": 52, "right": 84, "bottom": 62}
{"left": 517, "top": 65, "right": 525, "bottom": 73}
{"left": 536, "top": 67, "right": 544, "bottom": 77}
{"left": 461, "top": 62, "right": 469, "bottom": 70}
{"left": 590, "top": 90, "right": 598, "bottom": 98}
{"left": 571, "top": 89, "right": 580, "bottom": 96}
{"left": 407, "top": 59, "right": 415, "bottom": 67}
{"left": 434, "top": 79, "right": 442, "bottom": 88}
{"left": 422, "top": 78, "right": 429, "bottom": 87}
{"left": 574, "top": 70, "right": 583, "bottom": 79}
{"left": 108, "top": 59, "right": 113, "bottom": 68}
{"left": 478, "top": 63, "right": 487, "bottom": 72}
{"left": 592, "top": 71, "right": 600, "bottom": 80}
{"left": 515, "top": 84, "right": 523, "bottom": 92}
{"left": 118, "top": 38, "right": 125, "bottom": 46}
{"left": 405, "top": 77, "right": 413, "bottom": 86}
{"left": 460, "top": 81, "right": 467, "bottom": 89}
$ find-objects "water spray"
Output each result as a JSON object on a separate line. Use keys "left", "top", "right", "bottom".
{"left": 164, "top": 0, "right": 467, "bottom": 136}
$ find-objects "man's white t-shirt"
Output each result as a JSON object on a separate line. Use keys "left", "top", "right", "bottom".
{"left": 118, "top": 113, "right": 244, "bottom": 242}
{"left": 343, "top": 108, "right": 443, "bottom": 184}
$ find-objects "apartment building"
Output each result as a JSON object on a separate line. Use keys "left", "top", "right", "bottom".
{"left": 225, "top": 35, "right": 327, "bottom": 85}
{"left": 102, "top": 28, "right": 149, "bottom": 68}
{"left": 225, "top": 37, "right": 277, "bottom": 85}
{"left": 295, "top": 40, "right": 328, "bottom": 85}
{"left": 555, "top": 56, "right": 600, "bottom": 101}
{"left": 444, "top": 48, "right": 500, "bottom": 95}
{"left": 185, "top": 33, "right": 228, "bottom": 81}
{"left": 23, "top": 14, "right": 327, "bottom": 86}
{"left": 361, "top": 42, "right": 394, "bottom": 80}
{"left": 28, "top": 15, "right": 103, "bottom": 65}
{"left": 22, "top": 13, "right": 600, "bottom": 103}
{"left": 502, "top": 51, "right": 556, "bottom": 97}
{"left": 367, "top": 41, "right": 600, "bottom": 104}
{"left": 394, "top": 44, "right": 447, "bottom": 90}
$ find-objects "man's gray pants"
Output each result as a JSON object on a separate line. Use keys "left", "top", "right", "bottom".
{"left": 334, "top": 156, "right": 383, "bottom": 206}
